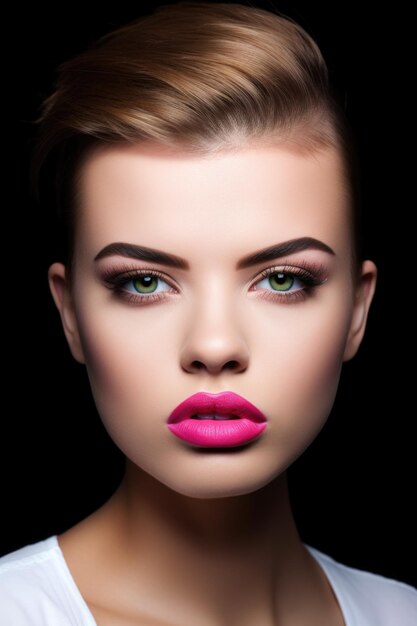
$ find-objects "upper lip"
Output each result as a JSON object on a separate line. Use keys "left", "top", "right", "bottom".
{"left": 167, "top": 391, "right": 267, "bottom": 424}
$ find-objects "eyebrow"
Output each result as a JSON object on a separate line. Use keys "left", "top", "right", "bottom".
{"left": 236, "top": 236, "right": 335, "bottom": 269}
{"left": 94, "top": 237, "right": 335, "bottom": 270}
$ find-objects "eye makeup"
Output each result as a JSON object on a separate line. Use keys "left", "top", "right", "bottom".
{"left": 100, "top": 264, "right": 177, "bottom": 305}
{"left": 250, "top": 259, "right": 328, "bottom": 304}
{"left": 98, "top": 258, "right": 329, "bottom": 306}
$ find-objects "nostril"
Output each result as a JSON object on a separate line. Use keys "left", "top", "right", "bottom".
{"left": 191, "top": 360, "right": 239, "bottom": 370}
{"left": 186, "top": 359, "right": 246, "bottom": 373}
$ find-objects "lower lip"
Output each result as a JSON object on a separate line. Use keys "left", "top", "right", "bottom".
{"left": 167, "top": 418, "right": 267, "bottom": 447}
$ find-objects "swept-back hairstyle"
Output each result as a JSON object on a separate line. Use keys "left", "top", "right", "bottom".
{"left": 29, "top": 1, "right": 363, "bottom": 289}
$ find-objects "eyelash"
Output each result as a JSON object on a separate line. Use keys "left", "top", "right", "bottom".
{"left": 100, "top": 260, "right": 328, "bottom": 306}
{"left": 101, "top": 265, "right": 174, "bottom": 305}
{"left": 254, "top": 263, "right": 327, "bottom": 304}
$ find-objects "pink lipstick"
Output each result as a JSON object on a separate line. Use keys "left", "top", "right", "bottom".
{"left": 167, "top": 391, "right": 267, "bottom": 447}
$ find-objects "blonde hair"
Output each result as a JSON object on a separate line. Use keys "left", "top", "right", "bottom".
{"left": 29, "top": 1, "right": 362, "bottom": 287}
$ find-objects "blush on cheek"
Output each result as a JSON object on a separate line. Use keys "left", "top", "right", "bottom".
{"left": 271, "top": 299, "right": 352, "bottom": 444}
{"left": 76, "top": 319, "right": 164, "bottom": 451}
{"left": 306, "top": 326, "right": 351, "bottom": 422}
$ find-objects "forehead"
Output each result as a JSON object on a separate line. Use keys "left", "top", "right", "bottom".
{"left": 75, "top": 141, "right": 350, "bottom": 263}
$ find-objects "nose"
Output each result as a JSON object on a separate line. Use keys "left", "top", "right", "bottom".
{"left": 179, "top": 291, "right": 249, "bottom": 375}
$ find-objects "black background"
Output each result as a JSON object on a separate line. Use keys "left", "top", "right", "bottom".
{"left": 5, "top": 0, "right": 416, "bottom": 588}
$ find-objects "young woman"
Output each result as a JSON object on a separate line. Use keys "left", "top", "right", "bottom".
{"left": 2, "top": 2, "right": 416, "bottom": 624}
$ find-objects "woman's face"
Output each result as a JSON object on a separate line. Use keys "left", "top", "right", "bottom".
{"left": 49, "top": 141, "right": 376, "bottom": 498}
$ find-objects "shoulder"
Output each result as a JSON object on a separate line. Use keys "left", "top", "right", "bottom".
{"left": 0, "top": 536, "right": 94, "bottom": 625}
{"left": 306, "top": 544, "right": 417, "bottom": 626}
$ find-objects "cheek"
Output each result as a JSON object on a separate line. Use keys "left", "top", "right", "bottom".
{"left": 258, "top": 291, "right": 353, "bottom": 450}
{"left": 74, "top": 303, "right": 179, "bottom": 445}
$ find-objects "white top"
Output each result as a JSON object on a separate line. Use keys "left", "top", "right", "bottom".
{"left": 0, "top": 535, "right": 416, "bottom": 625}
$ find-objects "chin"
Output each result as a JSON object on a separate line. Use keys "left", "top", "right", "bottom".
{"left": 156, "top": 460, "right": 284, "bottom": 500}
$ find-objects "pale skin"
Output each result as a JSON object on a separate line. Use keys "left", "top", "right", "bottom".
{"left": 48, "top": 140, "right": 377, "bottom": 626}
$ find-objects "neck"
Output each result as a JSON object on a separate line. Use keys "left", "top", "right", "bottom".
{"left": 90, "top": 462, "right": 317, "bottom": 624}
{"left": 120, "top": 460, "right": 300, "bottom": 556}
{"left": 59, "top": 462, "right": 333, "bottom": 626}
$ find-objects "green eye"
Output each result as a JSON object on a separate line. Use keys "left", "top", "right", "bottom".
{"left": 132, "top": 275, "right": 159, "bottom": 294}
{"left": 268, "top": 272, "right": 294, "bottom": 292}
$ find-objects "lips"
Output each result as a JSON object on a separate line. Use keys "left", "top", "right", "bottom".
{"left": 167, "top": 391, "right": 267, "bottom": 447}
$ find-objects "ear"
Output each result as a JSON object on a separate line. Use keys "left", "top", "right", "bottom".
{"left": 343, "top": 259, "right": 378, "bottom": 362}
{"left": 47, "top": 262, "right": 86, "bottom": 364}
